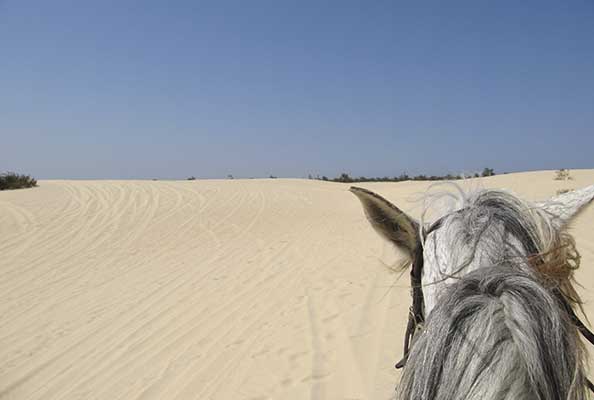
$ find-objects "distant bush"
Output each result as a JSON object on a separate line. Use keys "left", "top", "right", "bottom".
{"left": 554, "top": 169, "right": 572, "bottom": 181}
{"left": 310, "top": 168, "right": 500, "bottom": 183}
{"left": 481, "top": 168, "right": 495, "bottom": 177}
{"left": 324, "top": 171, "right": 463, "bottom": 183}
{"left": 187, "top": 176, "right": 196, "bottom": 180}
{"left": 0, "top": 172, "right": 37, "bottom": 190}
{"left": 335, "top": 173, "right": 355, "bottom": 183}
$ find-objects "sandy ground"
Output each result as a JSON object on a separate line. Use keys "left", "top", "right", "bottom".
{"left": 1, "top": 170, "right": 593, "bottom": 400}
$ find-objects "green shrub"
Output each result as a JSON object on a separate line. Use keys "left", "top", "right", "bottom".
{"left": 481, "top": 168, "right": 495, "bottom": 177}
{"left": 0, "top": 172, "right": 37, "bottom": 190}
{"left": 554, "top": 169, "right": 572, "bottom": 181}
{"left": 335, "top": 173, "right": 354, "bottom": 183}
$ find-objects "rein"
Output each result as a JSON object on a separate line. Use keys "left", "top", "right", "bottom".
{"left": 558, "top": 293, "right": 594, "bottom": 392}
{"left": 394, "top": 219, "right": 441, "bottom": 369}
{"left": 395, "top": 243, "right": 425, "bottom": 369}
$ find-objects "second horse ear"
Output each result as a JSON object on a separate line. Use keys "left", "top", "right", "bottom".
{"left": 350, "top": 187, "right": 421, "bottom": 258}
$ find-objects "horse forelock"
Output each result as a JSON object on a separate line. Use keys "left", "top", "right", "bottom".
{"left": 419, "top": 185, "right": 582, "bottom": 313}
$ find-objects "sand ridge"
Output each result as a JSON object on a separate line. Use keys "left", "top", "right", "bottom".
{"left": 1, "top": 170, "right": 593, "bottom": 399}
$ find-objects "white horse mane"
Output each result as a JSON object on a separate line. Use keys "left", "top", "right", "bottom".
{"left": 398, "top": 266, "right": 588, "bottom": 400}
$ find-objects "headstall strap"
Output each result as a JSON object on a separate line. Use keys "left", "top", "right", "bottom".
{"left": 555, "top": 289, "right": 594, "bottom": 392}
{"left": 558, "top": 293, "right": 594, "bottom": 346}
{"left": 395, "top": 243, "right": 426, "bottom": 370}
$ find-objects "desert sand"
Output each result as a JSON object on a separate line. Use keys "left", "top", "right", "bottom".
{"left": 1, "top": 170, "right": 593, "bottom": 400}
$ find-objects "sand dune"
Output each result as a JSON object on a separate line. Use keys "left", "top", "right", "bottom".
{"left": 1, "top": 170, "right": 593, "bottom": 400}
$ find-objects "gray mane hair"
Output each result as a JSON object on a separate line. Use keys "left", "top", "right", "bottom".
{"left": 397, "top": 266, "right": 588, "bottom": 400}
{"left": 420, "top": 185, "right": 581, "bottom": 313}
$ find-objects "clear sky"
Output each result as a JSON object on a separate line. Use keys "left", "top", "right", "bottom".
{"left": 1, "top": 1, "right": 593, "bottom": 179}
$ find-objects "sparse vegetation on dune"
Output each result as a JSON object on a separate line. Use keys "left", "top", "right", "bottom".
{"left": 0, "top": 172, "right": 37, "bottom": 191}
{"left": 313, "top": 168, "right": 496, "bottom": 183}
{"left": 213, "top": 168, "right": 498, "bottom": 182}
{"left": 481, "top": 167, "right": 495, "bottom": 177}
{"left": 554, "top": 169, "right": 572, "bottom": 181}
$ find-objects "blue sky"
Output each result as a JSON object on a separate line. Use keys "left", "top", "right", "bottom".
{"left": 1, "top": 1, "right": 593, "bottom": 179}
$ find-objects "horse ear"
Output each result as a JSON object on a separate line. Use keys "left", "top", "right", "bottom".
{"left": 350, "top": 186, "right": 420, "bottom": 256}
{"left": 538, "top": 184, "right": 594, "bottom": 227}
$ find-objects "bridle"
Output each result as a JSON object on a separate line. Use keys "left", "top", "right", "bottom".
{"left": 394, "top": 217, "right": 594, "bottom": 392}
{"left": 394, "top": 217, "right": 440, "bottom": 369}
